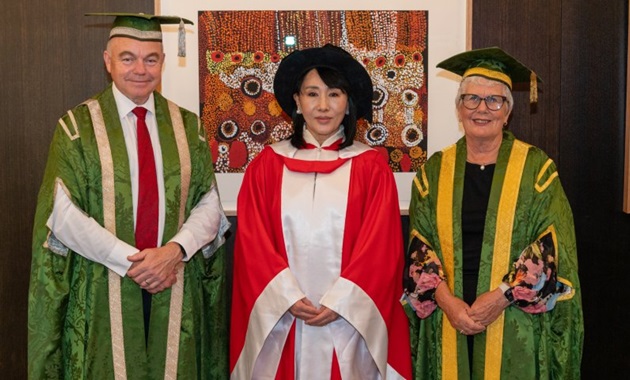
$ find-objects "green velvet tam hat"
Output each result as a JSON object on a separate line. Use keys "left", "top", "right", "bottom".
{"left": 437, "top": 46, "right": 542, "bottom": 103}
{"left": 85, "top": 13, "right": 194, "bottom": 57}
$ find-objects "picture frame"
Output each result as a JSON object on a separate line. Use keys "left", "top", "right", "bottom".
{"left": 157, "top": 0, "right": 471, "bottom": 215}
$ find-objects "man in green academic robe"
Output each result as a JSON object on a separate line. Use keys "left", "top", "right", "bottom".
{"left": 28, "top": 13, "right": 230, "bottom": 379}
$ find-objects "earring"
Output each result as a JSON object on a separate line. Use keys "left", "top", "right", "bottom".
{"left": 345, "top": 109, "right": 349, "bottom": 115}
{"left": 296, "top": 109, "right": 302, "bottom": 114}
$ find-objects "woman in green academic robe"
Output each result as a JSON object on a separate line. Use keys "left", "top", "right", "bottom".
{"left": 404, "top": 47, "right": 583, "bottom": 380}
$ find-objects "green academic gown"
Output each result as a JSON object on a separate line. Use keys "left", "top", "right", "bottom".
{"left": 407, "top": 131, "right": 583, "bottom": 380}
{"left": 28, "top": 85, "right": 229, "bottom": 379}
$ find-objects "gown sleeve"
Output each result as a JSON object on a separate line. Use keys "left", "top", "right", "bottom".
{"left": 502, "top": 231, "right": 573, "bottom": 313}
{"left": 403, "top": 234, "right": 445, "bottom": 318}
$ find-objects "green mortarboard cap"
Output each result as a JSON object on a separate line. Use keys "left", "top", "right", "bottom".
{"left": 85, "top": 13, "right": 194, "bottom": 57}
{"left": 437, "top": 47, "right": 542, "bottom": 103}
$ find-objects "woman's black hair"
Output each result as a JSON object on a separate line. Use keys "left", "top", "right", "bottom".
{"left": 289, "top": 66, "right": 358, "bottom": 149}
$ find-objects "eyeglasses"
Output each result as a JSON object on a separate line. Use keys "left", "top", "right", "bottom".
{"left": 460, "top": 94, "right": 508, "bottom": 111}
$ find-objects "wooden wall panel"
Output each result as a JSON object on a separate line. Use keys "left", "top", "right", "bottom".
{"left": 472, "top": 0, "right": 630, "bottom": 377}
{"left": 559, "top": 1, "right": 630, "bottom": 377}
{"left": 0, "top": 1, "right": 151, "bottom": 377}
{"left": 472, "top": 0, "right": 563, "bottom": 160}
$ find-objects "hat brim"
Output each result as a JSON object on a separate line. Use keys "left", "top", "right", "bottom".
{"left": 273, "top": 45, "right": 373, "bottom": 122}
{"left": 85, "top": 13, "right": 194, "bottom": 26}
{"left": 436, "top": 46, "right": 543, "bottom": 86}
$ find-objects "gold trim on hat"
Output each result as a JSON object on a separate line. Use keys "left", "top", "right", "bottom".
{"left": 109, "top": 26, "right": 162, "bottom": 41}
{"left": 463, "top": 67, "right": 513, "bottom": 89}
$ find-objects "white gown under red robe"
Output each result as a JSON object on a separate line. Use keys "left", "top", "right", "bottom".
{"left": 230, "top": 129, "right": 412, "bottom": 379}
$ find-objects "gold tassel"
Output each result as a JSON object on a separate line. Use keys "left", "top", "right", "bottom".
{"left": 178, "top": 19, "right": 186, "bottom": 57}
{"left": 530, "top": 72, "right": 538, "bottom": 104}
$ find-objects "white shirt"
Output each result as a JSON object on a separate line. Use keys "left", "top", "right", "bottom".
{"left": 46, "top": 84, "right": 224, "bottom": 276}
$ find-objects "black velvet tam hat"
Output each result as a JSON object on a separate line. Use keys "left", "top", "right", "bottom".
{"left": 273, "top": 44, "right": 374, "bottom": 122}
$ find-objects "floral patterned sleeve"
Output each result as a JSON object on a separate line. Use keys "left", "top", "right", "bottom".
{"left": 403, "top": 234, "right": 446, "bottom": 319}
{"left": 502, "top": 231, "right": 573, "bottom": 313}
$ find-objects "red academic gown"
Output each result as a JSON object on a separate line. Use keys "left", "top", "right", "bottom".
{"left": 230, "top": 137, "right": 412, "bottom": 379}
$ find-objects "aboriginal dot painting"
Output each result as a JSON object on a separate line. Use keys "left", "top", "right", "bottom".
{"left": 199, "top": 10, "right": 428, "bottom": 173}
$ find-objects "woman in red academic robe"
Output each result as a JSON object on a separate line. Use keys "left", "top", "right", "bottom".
{"left": 229, "top": 44, "right": 412, "bottom": 380}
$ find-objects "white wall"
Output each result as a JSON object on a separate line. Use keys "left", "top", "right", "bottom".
{"left": 159, "top": 0, "right": 468, "bottom": 214}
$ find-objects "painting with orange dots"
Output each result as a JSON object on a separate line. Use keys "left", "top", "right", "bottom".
{"left": 198, "top": 10, "right": 428, "bottom": 173}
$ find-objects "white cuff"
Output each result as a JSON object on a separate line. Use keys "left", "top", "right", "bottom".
{"left": 104, "top": 240, "right": 138, "bottom": 276}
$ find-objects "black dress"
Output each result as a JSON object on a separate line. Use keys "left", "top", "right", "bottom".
{"left": 461, "top": 162, "right": 495, "bottom": 372}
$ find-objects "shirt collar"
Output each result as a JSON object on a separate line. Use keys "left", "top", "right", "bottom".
{"left": 112, "top": 83, "right": 156, "bottom": 118}
{"left": 302, "top": 125, "right": 345, "bottom": 149}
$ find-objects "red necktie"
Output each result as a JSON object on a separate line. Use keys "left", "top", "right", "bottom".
{"left": 132, "top": 107, "right": 158, "bottom": 250}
